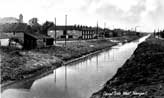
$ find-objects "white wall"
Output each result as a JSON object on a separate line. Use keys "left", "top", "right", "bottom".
{"left": 0, "top": 39, "right": 9, "bottom": 46}
{"left": 48, "top": 30, "right": 63, "bottom": 38}
{"left": 48, "top": 30, "right": 83, "bottom": 39}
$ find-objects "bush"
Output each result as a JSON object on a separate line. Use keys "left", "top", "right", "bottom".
{"left": 160, "top": 32, "right": 164, "bottom": 38}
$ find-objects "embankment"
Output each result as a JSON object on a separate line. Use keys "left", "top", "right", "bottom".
{"left": 0, "top": 35, "right": 144, "bottom": 88}
{"left": 91, "top": 36, "right": 164, "bottom": 98}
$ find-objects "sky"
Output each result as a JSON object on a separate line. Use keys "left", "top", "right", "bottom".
{"left": 0, "top": 0, "right": 163, "bottom": 32}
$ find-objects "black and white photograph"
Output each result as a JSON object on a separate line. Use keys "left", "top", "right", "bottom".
{"left": 0, "top": 0, "right": 164, "bottom": 98}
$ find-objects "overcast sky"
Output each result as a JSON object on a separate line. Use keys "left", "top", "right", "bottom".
{"left": 0, "top": 0, "right": 163, "bottom": 32}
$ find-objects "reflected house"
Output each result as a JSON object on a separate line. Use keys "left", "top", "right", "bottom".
{"left": 24, "top": 32, "right": 54, "bottom": 49}
{"left": 1, "top": 79, "right": 35, "bottom": 92}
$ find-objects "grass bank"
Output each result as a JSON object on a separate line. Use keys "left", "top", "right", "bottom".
{"left": 0, "top": 35, "right": 144, "bottom": 86}
{"left": 91, "top": 36, "right": 164, "bottom": 98}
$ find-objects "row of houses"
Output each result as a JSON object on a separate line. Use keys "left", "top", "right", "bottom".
{"left": 0, "top": 23, "right": 139, "bottom": 49}
{"left": 48, "top": 25, "right": 101, "bottom": 40}
{"left": 48, "top": 25, "right": 139, "bottom": 40}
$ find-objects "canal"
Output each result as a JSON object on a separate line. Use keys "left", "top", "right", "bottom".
{"left": 1, "top": 35, "right": 149, "bottom": 98}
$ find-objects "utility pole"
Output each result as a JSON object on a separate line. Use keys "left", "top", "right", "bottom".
{"left": 65, "top": 14, "right": 67, "bottom": 46}
{"left": 131, "top": 28, "right": 134, "bottom": 32}
{"left": 154, "top": 29, "right": 156, "bottom": 37}
{"left": 104, "top": 22, "right": 106, "bottom": 38}
{"left": 135, "top": 26, "right": 140, "bottom": 32}
{"left": 112, "top": 25, "right": 114, "bottom": 30}
{"left": 97, "top": 20, "right": 99, "bottom": 39}
{"left": 54, "top": 17, "right": 56, "bottom": 44}
{"left": 104, "top": 22, "right": 106, "bottom": 29}
{"left": 158, "top": 28, "right": 160, "bottom": 39}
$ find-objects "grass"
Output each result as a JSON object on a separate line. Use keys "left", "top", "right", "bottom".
{"left": 0, "top": 35, "right": 143, "bottom": 84}
{"left": 91, "top": 36, "right": 164, "bottom": 98}
{"left": 0, "top": 46, "right": 62, "bottom": 83}
{"left": 34, "top": 38, "right": 117, "bottom": 61}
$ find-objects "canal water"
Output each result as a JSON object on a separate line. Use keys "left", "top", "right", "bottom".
{"left": 1, "top": 36, "right": 149, "bottom": 98}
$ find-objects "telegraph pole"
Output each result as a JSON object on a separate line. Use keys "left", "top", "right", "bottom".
{"left": 97, "top": 20, "right": 99, "bottom": 39}
{"left": 104, "top": 22, "right": 106, "bottom": 29}
{"left": 104, "top": 22, "right": 106, "bottom": 38}
{"left": 112, "top": 25, "right": 114, "bottom": 30}
{"left": 158, "top": 28, "right": 160, "bottom": 39}
{"left": 154, "top": 29, "right": 156, "bottom": 37}
{"left": 135, "top": 26, "right": 140, "bottom": 32}
{"left": 65, "top": 15, "right": 67, "bottom": 46}
{"left": 54, "top": 17, "right": 56, "bottom": 44}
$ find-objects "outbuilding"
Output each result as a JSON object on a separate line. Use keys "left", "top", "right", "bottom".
{"left": 24, "top": 32, "right": 54, "bottom": 49}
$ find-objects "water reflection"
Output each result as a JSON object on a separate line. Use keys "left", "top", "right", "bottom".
{"left": 65, "top": 65, "right": 67, "bottom": 90}
{"left": 1, "top": 78, "right": 35, "bottom": 92}
{"left": 1, "top": 36, "right": 150, "bottom": 98}
{"left": 96, "top": 55, "right": 99, "bottom": 72}
{"left": 54, "top": 69, "right": 57, "bottom": 83}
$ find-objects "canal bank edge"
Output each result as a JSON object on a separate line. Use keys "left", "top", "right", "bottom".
{"left": 1, "top": 42, "right": 117, "bottom": 92}
{"left": 90, "top": 36, "right": 164, "bottom": 98}
{"left": 1, "top": 35, "right": 145, "bottom": 92}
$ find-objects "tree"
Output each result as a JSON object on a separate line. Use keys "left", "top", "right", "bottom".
{"left": 31, "top": 24, "right": 41, "bottom": 33}
{"left": 136, "top": 32, "right": 140, "bottom": 36}
{"left": 28, "top": 18, "right": 41, "bottom": 33}
{"left": 160, "top": 30, "right": 164, "bottom": 38}
{"left": 25, "top": 25, "right": 32, "bottom": 33}
{"left": 41, "top": 21, "right": 54, "bottom": 35}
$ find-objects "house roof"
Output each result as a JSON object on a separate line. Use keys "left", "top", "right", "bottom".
{"left": 49, "top": 25, "right": 77, "bottom": 30}
{"left": 0, "top": 33, "right": 11, "bottom": 39}
{"left": 0, "top": 23, "right": 28, "bottom": 32}
{"left": 24, "top": 32, "right": 53, "bottom": 39}
{"left": 13, "top": 23, "right": 28, "bottom": 32}
{"left": 48, "top": 25, "right": 104, "bottom": 31}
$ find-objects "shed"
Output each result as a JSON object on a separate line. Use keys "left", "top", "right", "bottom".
{"left": 24, "top": 32, "right": 54, "bottom": 49}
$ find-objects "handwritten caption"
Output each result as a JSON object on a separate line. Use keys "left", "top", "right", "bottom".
{"left": 104, "top": 91, "right": 147, "bottom": 96}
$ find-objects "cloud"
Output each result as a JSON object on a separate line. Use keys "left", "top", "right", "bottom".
{"left": 94, "top": 0, "right": 147, "bottom": 27}
{"left": 138, "top": 0, "right": 164, "bottom": 31}
{"left": 147, "top": 0, "right": 164, "bottom": 27}
{"left": 92, "top": 0, "right": 164, "bottom": 31}
{"left": 0, "top": 0, "right": 163, "bottom": 31}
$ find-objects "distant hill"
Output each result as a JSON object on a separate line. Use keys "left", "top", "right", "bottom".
{"left": 0, "top": 17, "right": 19, "bottom": 24}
